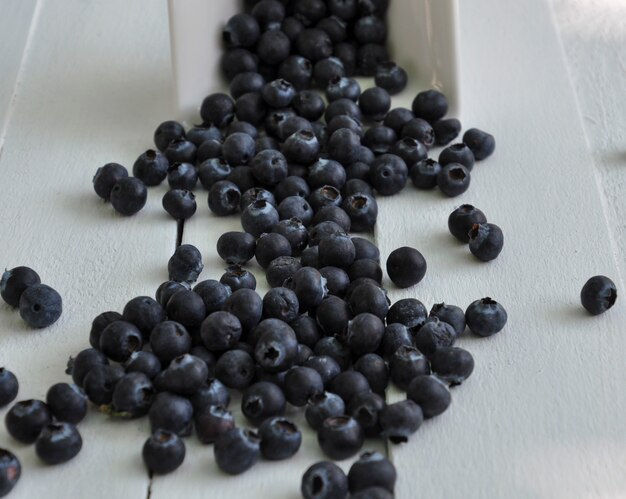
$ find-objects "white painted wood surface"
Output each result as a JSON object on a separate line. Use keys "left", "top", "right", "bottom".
{"left": 0, "top": 1, "right": 625, "bottom": 498}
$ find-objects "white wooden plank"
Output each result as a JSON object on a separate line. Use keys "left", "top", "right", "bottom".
{"left": 551, "top": 0, "right": 626, "bottom": 285}
{"left": 0, "top": 0, "right": 38, "bottom": 150}
{"left": 0, "top": 0, "right": 176, "bottom": 498}
{"left": 380, "top": 0, "right": 626, "bottom": 498}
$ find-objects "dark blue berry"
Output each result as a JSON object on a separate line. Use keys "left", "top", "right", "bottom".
{"left": 325, "top": 97, "right": 362, "bottom": 123}
{"left": 5, "top": 399, "right": 52, "bottom": 443}
{"left": 379, "top": 400, "right": 423, "bottom": 443}
{"left": 93, "top": 163, "right": 128, "bottom": 201}
{"left": 348, "top": 258, "right": 382, "bottom": 283}
{"left": 308, "top": 221, "right": 344, "bottom": 247}
{"left": 354, "top": 15, "right": 386, "bottom": 43}
{"left": 303, "top": 355, "right": 341, "bottom": 386}
{"left": 220, "top": 265, "right": 257, "bottom": 292}
{"left": 19, "top": 284, "right": 62, "bottom": 328}
{"left": 266, "top": 256, "right": 302, "bottom": 288}
{"left": 390, "top": 137, "right": 427, "bottom": 165}
{"left": 412, "top": 89, "right": 448, "bottom": 122}
{"left": 466, "top": 297, "right": 507, "bottom": 336}
{"left": 287, "top": 266, "right": 327, "bottom": 312}
{"left": 46, "top": 383, "right": 87, "bottom": 425}
{"left": 284, "top": 366, "right": 324, "bottom": 406}
{"left": 369, "top": 154, "right": 408, "bottom": 196}
{"left": 297, "top": 28, "right": 332, "bottom": 62}
{"left": 401, "top": 118, "right": 435, "bottom": 148}
{"left": 133, "top": 149, "right": 169, "bottom": 186}
{"left": 389, "top": 346, "right": 430, "bottom": 391}
{"left": 277, "top": 55, "right": 313, "bottom": 91}
{"left": 208, "top": 180, "right": 241, "bottom": 216}
{"left": 448, "top": 204, "right": 487, "bottom": 243}
{"left": 223, "top": 13, "right": 260, "bottom": 48}
{"left": 317, "top": 416, "right": 364, "bottom": 460}
{"left": 195, "top": 405, "right": 235, "bottom": 444}
{"left": 111, "top": 372, "right": 154, "bottom": 418}
{"left": 235, "top": 92, "right": 267, "bottom": 126}
{"left": 353, "top": 353, "right": 388, "bottom": 395}
{"left": 200, "top": 93, "right": 235, "bottom": 127}
{"left": 347, "top": 391, "right": 385, "bottom": 436}
{"left": 110, "top": 177, "right": 147, "bottom": 216}
{"left": 149, "top": 321, "right": 191, "bottom": 364}
{"left": 168, "top": 244, "right": 203, "bottom": 284}
{"left": 125, "top": 351, "right": 162, "bottom": 379}
{"left": 439, "top": 143, "right": 475, "bottom": 170}
{"left": 468, "top": 222, "right": 504, "bottom": 261}
{"left": 313, "top": 337, "right": 351, "bottom": 371}
{"left": 1, "top": 266, "right": 40, "bottom": 308}
{"left": 162, "top": 189, "right": 196, "bottom": 220}
{"left": 83, "top": 364, "right": 124, "bottom": 405}
{"left": 409, "top": 158, "right": 441, "bottom": 190}
{"left": 383, "top": 107, "right": 414, "bottom": 134}
{"left": 342, "top": 193, "right": 378, "bottom": 232}
{"left": 216, "top": 232, "right": 256, "bottom": 266}
{"left": 198, "top": 158, "right": 230, "bottom": 189}
{"left": 407, "top": 374, "right": 451, "bottom": 418}
{"left": 433, "top": 118, "right": 461, "bottom": 145}
{"left": 386, "top": 246, "right": 426, "bottom": 288}
{"left": 154, "top": 121, "right": 185, "bottom": 152}
{"left": 258, "top": 417, "right": 301, "bottom": 460}
{"left": 142, "top": 429, "right": 185, "bottom": 474}
{"left": 312, "top": 206, "right": 351, "bottom": 232}
{"left": 230, "top": 72, "right": 265, "bottom": 99}
{"left": 463, "top": 127, "right": 495, "bottom": 160}
{"left": 348, "top": 281, "right": 388, "bottom": 319}
{"left": 581, "top": 276, "right": 617, "bottom": 315}
{"left": 194, "top": 279, "right": 231, "bottom": 314}
{"left": 123, "top": 296, "right": 166, "bottom": 337}
{"left": 437, "top": 163, "right": 470, "bottom": 197}
{"left": 154, "top": 354, "right": 208, "bottom": 396}
{"left": 328, "top": 371, "right": 371, "bottom": 405}
{"left": 315, "top": 295, "right": 352, "bottom": 335}
{"left": 241, "top": 200, "right": 279, "bottom": 237}
{"left": 348, "top": 451, "right": 396, "bottom": 494}
{"left": 375, "top": 61, "right": 407, "bottom": 94}
{"left": 223, "top": 288, "right": 263, "bottom": 333}
{"left": 346, "top": 312, "right": 384, "bottom": 356}
{"left": 223, "top": 132, "right": 256, "bottom": 166}
{"left": 301, "top": 461, "right": 348, "bottom": 499}
{"left": 215, "top": 349, "right": 256, "bottom": 390}
{"left": 254, "top": 319, "right": 299, "bottom": 373}
{"left": 190, "top": 379, "right": 230, "bottom": 412}
{"left": 262, "top": 287, "right": 299, "bottom": 323}
{"left": 67, "top": 348, "right": 108, "bottom": 387}
{"left": 186, "top": 124, "right": 222, "bottom": 146}
{"left": 305, "top": 392, "right": 345, "bottom": 431}
{"left": 356, "top": 43, "right": 389, "bottom": 76}
{"left": 167, "top": 162, "right": 198, "bottom": 190}
{"left": 430, "top": 346, "right": 474, "bottom": 386}
{"left": 380, "top": 323, "right": 412, "bottom": 359}
{"left": 319, "top": 266, "right": 350, "bottom": 297}
{"left": 313, "top": 57, "right": 345, "bottom": 87}
{"left": 35, "top": 422, "right": 82, "bottom": 465}
{"left": 0, "top": 449, "right": 20, "bottom": 497}
{"left": 214, "top": 428, "right": 261, "bottom": 475}
{"left": 430, "top": 303, "right": 466, "bottom": 337}
{"left": 149, "top": 392, "right": 193, "bottom": 436}
{"left": 242, "top": 382, "right": 286, "bottom": 426}
{"left": 0, "top": 369, "right": 18, "bottom": 408}
{"left": 199, "top": 311, "right": 241, "bottom": 353}
{"left": 413, "top": 318, "right": 456, "bottom": 357}
{"left": 359, "top": 87, "right": 391, "bottom": 121}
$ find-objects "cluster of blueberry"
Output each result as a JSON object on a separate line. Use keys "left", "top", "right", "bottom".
{"left": 0, "top": 267, "right": 62, "bottom": 329}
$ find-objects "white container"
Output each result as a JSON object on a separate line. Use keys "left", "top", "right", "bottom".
{"left": 168, "top": 0, "right": 460, "bottom": 125}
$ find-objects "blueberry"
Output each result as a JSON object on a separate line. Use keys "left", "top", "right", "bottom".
{"left": 413, "top": 318, "right": 456, "bottom": 357}
{"left": 317, "top": 416, "right": 364, "bottom": 460}
{"left": 167, "top": 162, "right": 198, "bottom": 190}
{"left": 379, "top": 399, "right": 423, "bottom": 443}
{"left": 362, "top": 125, "right": 397, "bottom": 154}
{"left": 240, "top": 200, "right": 278, "bottom": 237}
{"left": 375, "top": 61, "right": 408, "bottom": 94}
{"left": 0, "top": 266, "right": 40, "bottom": 308}
{"left": 253, "top": 234, "right": 290, "bottom": 269}
{"left": 221, "top": 48, "right": 259, "bottom": 81}
{"left": 168, "top": 244, "right": 203, "bottom": 284}
{"left": 261, "top": 287, "right": 299, "bottom": 323}
{"left": 123, "top": 296, "right": 166, "bottom": 337}
{"left": 215, "top": 349, "right": 256, "bottom": 390}
{"left": 348, "top": 259, "right": 382, "bottom": 283}
{"left": 359, "top": 87, "right": 391, "bottom": 121}
{"left": 19, "top": 284, "right": 62, "bottom": 328}
{"left": 45, "top": 383, "right": 87, "bottom": 425}
{"left": 380, "top": 323, "right": 412, "bottom": 359}
{"left": 223, "top": 288, "right": 263, "bottom": 333}
{"left": 5, "top": 399, "right": 51, "bottom": 443}
{"left": 265, "top": 256, "right": 301, "bottom": 288}
{"left": 468, "top": 222, "right": 504, "bottom": 261}
{"left": 93, "top": 163, "right": 128, "bottom": 201}
{"left": 433, "top": 118, "right": 461, "bottom": 146}
{"left": 186, "top": 124, "right": 222, "bottom": 146}
{"left": 223, "top": 13, "right": 260, "bottom": 48}
{"left": 35, "top": 422, "right": 82, "bottom": 465}
{"left": 67, "top": 348, "right": 108, "bottom": 387}
{"left": 342, "top": 193, "right": 378, "bottom": 232}
{"left": 260, "top": 79, "right": 295, "bottom": 109}
{"left": 319, "top": 266, "right": 350, "bottom": 297}
{"left": 271, "top": 218, "right": 309, "bottom": 255}
{"left": 198, "top": 311, "right": 240, "bottom": 353}
{"left": 214, "top": 427, "right": 261, "bottom": 475}
{"left": 275, "top": 176, "right": 310, "bottom": 203}
{"left": 148, "top": 392, "right": 193, "bottom": 437}
{"left": 0, "top": 449, "right": 20, "bottom": 497}
{"left": 412, "top": 89, "right": 448, "bottom": 122}
{"left": 0, "top": 369, "right": 18, "bottom": 408}
{"left": 301, "top": 460, "right": 348, "bottom": 499}
{"left": 230, "top": 72, "right": 265, "bottom": 99}
{"left": 448, "top": 204, "right": 487, "bottom": 243}
{"left": 220, "top": 265, "right": 257, "bottom": 292}
{"left": 287, "top": 266, "right": 328, "bottom": 312}
{"left": 194, "top": 279, "right": 231, "bottom": 314}
{"left": 189, "top": 346, "right": 217, "bottom": 376}
{"left": 430, "top": 346, "right": 474, "bottom": 386}
{"left": 348, "top": 451, "right": 396, "bottom": 494}
{"left": 437, "top": 163, "right": 471, "bottom": 197}
{"left": 83, "top": 364, "right": 124, "bottom": 405}
{"left": 328, "top": 0, "right": 357, "bottom": 19}
{"left": 282, "top": 15, "right": 305, "bottom": 40}
{"left": 345, "top": 313, "right": 384, "bottom": 356}
{"left": 241, "top": 382, "right": 286, "bottom": 426}
{"left": 200, "top": 93, "right": 235, "bottom": 127}
{"left": 254, "top": 320, "right": 299, "bottom": 373}
{"left": 296, "top": 28, "right": 333, "bottom": 62}
{"left": 223, "top": 132, "right": 256, "bottom": 166}
{"left": 241, "top": 187, "right": 277, "bottom": 213}
{"left": 390, "top": 137, "right": 428, "bottom": 165}
{"left": 300, "top": 246, "right": 320, "bottom": 268}
{"left": 277, "top": 55, "right": 313, "bottom": 92}
{"left": 327, "top": 114, "right": 364, "bottom": 139}
{"left": 346, "top": 391, "right": 385, "bottom": 436}
{"left": 356, "top": 43, "right": 389, "bottom": 76}
{"left": 149, "top": 321, "right": 191, "bottom": 364}
{"left": 125, "top": 351, "right": 162, "bottom": 379}
{"left": 317, "top": 233, "right": 355, "bottom": 269}
{"left": 142, "top": 429, "right": 185, "bottom": 475}
{"left": 328, "top": 371, "right": 371, "bottom": 405}
{"left": 466, "top": 297, "right": 507, "bottom": 337}
{"left": 439, "top": 143, "right": 475, "bottom": 171}
{"left": 297, "top": 343, "right": 314, "bottom": 365}
{"left": 463, "top": 127, "right": 495, "bottom": 160}
{"left": 154, "top": 282, "right": 187, "bottom": 310}
{"left": 190, "top": 378, "right": 230, "bottom": 412}
{"left": 234, "top": 92, "right": 268, "bottom": 126}
{"left": 208, "top": 180, "right": 241, "bottom": 217}
{"left": 401, "top": 118, "right": 435, "bottom": 149}
{"left": 168, "top": 289, "right": 207, "bottom": 329}
{"left": 325, "top": 97, "right": 362, "bottom": 123}
{"left": 198, "top": 158, "right": 230, "bottom": 189}
{"left": 215, "top": 232, "right": 254, "bottom": 268}
{"left": 407, "top": 374, "right": 451, "bottom": 418}
{"left": 389, "top": 345, "right": 430, "bottom": 390}
{"left": 386, "top": 246, "right": 427, "bottom": 288}
{"left": 312, "top": 206, "right": 351, "bottom": 233}
{"left": 312, "top": 57, "right": 345, "bottom": 87}
{"left": 429, "top": 303, "right": 466, "bottom": 337}
{"left": 383, "top": 107, "right": 414, "bottom": 134}
{"left": 303, "top": 355, "right": 341, "bottom": 386}
{"left": 369, "top": 154, "right": 408, "bottom": 196}
{"left": 291, "top": 91, "right": 324, "bottom": 122}
{"left": 133, "top": 149, "right": 169, "bottom": 186}
{"left": 315, "top": 295, "right": 352, "bottom": 336}
{"left": 313, "top": 337, "right": 351, "bottom": 371}
{"left": 348, "top": 281, "right": 388, "bottom": 319}
{"left": 162, "top": 189, "right": 196, "bottom": 220}
{"left": 289, "top": 315, "right": 320, "bottom": 348}
{"left": 195, "top": 405, "right": 235, "bottom": 444}
{"left": 283, "top": 366, "right": 324, "bottom": 406}
{"left": 154, "top": 354, "right": 208, "bottom": 396}
{"left": 581, "top": 275, "right": 617, "bottom": 315}
{"left": 305, "top": 392, "right": 345, "bottom": 431}
{"left": 111, "top": 372, "right": 154, "bottom": 418}
{"left": 325, "top": 76, "right": 360, "bottom": 102}
{"left": 257, "top": 417, "right": 301, "bottom": 460}
{"left": 353, "top": 353, "right": 389, "bottom": 395}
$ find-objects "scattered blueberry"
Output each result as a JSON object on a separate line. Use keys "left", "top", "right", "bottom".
{"left": 448, "top": 204, "right": 487, "bottom": 243}
{"left": 468, "top": 223, "right": 504, "bottom": 261}
{"left": 35, "top": 422, "right": 82, "bottom": 465}
{"left": 93, "top": 163, "right": 128, "bottom": 201}
{"left": 142, "top": 429, "right": 185, "bottom": 475}
{"left": 110, "top": 177, "right": 147, "bottom": 216}
{"left": 18, "top": 283, "right": 62, "bottom": 328}
{"left": 45, "top": 383, "right": 87, "bottom": 425}
{"left": 0, "top": 448, "right": 20, "bottom": 497}
{"left": 386, "top": 246, "right": 427, "bottom": 288}
{"left": 317, "top": 415, "right": 364, "bottom": 460}
{"left": 5, "top": 399, "right": 52, "bottom": 443}
{"left": 580, "top": 275, "right": 617, "bottom": 315}
{"left": 465, "top": 298, "right": 508, "bottom": 337}
{"left": 214, "top": 427, "right": 261, "bottom": 475}
{"left": 301, "top": 461, "right": 348, "bottom": 499}
{"left": 1, "top": 266, "right": 41, "bottom": 308}
{"left": 258, "top": 417, "right": 302, "bottom": 460}
{"left": 407, "top": 375, "right": 452, "bottom": 418}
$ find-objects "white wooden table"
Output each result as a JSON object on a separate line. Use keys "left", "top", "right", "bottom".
{"left": 1, "top": 1, "right": 625, "bottom": 498}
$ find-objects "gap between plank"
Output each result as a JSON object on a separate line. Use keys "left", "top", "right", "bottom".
{"left": 176, "top": 219, "right": 184, "bottom": 248}
{"left": 0, "top": 0, "right": 41, "bottom": 162}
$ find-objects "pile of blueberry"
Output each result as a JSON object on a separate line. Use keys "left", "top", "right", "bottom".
{"left": 0, "top": 267, "right": 62, "bottom": 329}
{"left": 0, "top": 0, "right": 618, "bottom": 497}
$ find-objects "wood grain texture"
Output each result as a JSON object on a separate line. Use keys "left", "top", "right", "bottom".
{"left": 381, "top": 0, "right": 626, "bottom": 498}
{"left": 0, "top": 1, "right": 175, "bottom": 498}
{"left": 0, "top": 0, "right": 38, "bottom": 152}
